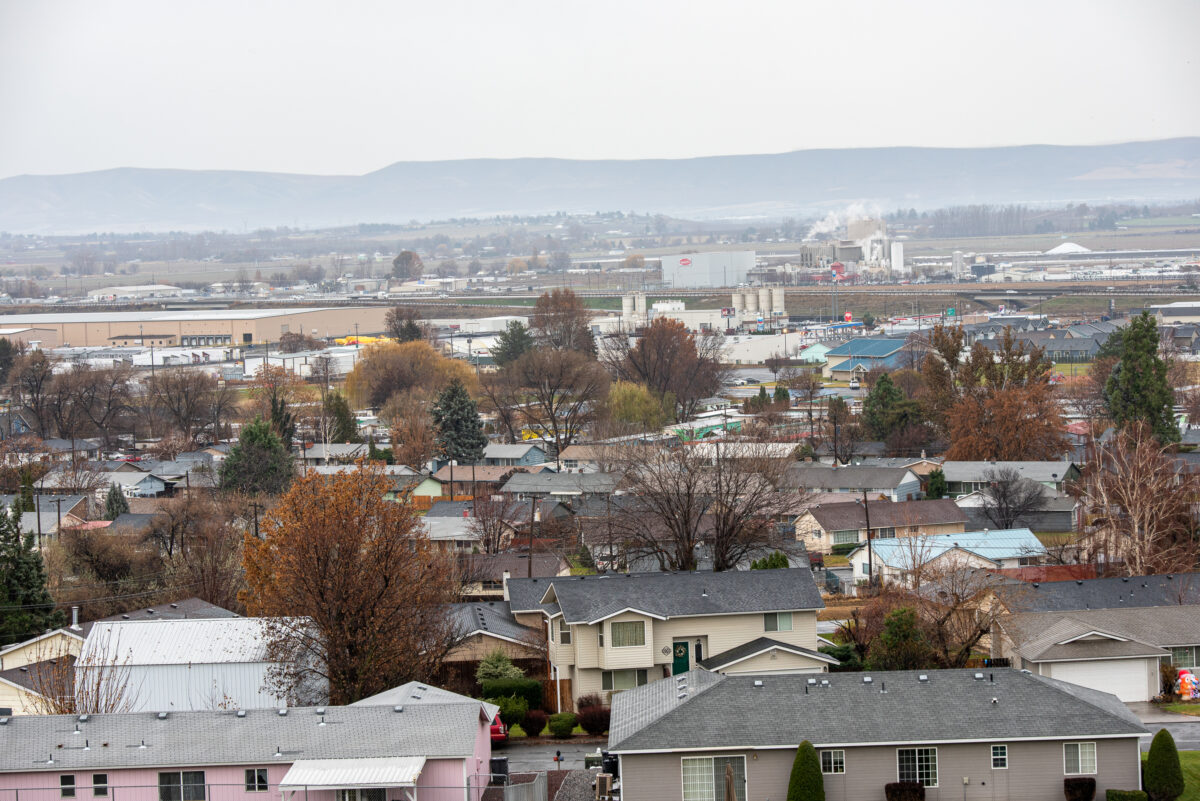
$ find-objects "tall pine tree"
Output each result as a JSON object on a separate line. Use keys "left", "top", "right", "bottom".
{"left": 325, "top": 391, "right": 361, "bottom": 443}
{"left": 492, "top": 320, "right": 535, "bottom": 367}
{"left": 220, "top": 419, "right": 294, "bottom": 495}
{"left": 1104, "top": 311, "right": 1178, "bottom": 443}
{"left": 431, "top": 379, "right": 488, "bottom": 496}
{"left": 104, "top": 484, "right": 129, "bottom": 520}
{"left": 863, "top": 373, "right": 904, "bottom": 439}
{"left": 0, "top": 504, "right": 64, "bottom": 646}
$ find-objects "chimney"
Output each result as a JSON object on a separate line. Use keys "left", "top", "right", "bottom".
{"left": 502, "top": 570, "right": 512, "bottom": 601}
{"left": 70, "top": 606, "right": 81, "bottom": 631}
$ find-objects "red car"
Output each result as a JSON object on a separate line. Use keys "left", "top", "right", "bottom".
{"left": 490, "top": 714, "right": 507, "bottom": 744}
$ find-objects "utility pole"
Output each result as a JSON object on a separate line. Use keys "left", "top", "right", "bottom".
{"left": 528, "top": 495, "right": 537, "bottom": 577}
{"left": 250, "top": 501, "right": 262, "bottom": 539}
{"left": 861, "top": 489, "right": 874, "bottom": 587}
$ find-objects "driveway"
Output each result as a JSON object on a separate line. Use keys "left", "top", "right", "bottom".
{"left": 1125, "top": 702, "right": 1200, "bottom": 751}
{"left": 495, "top": 739, "right": 605, "bottom": 772}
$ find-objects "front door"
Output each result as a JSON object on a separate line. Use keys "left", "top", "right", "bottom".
{"left": 672, "top": 641, "right": 690, "bottom": 675}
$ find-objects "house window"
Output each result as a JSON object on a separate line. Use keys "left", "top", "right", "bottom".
{"left": 831, "top": 530, "right": 860, "bottom": 545}
{"left": 610, "top": 621, "right": 646, "bottom": 647}
{"left": 1171, "top": 646, "right": 1197, "bottom": 668}
{"left": 681, "top": 755, "right": 746, "bottom": 801}
{"left": 821, "top": 750, "right": 845, "bottom": 774}
{"left": 764, "top": 612, "right": 793, "bottom": 632}
{"left": 336, "top": 792, "right": 385, "bottom": 801}
{"left": 92, "top": 775, "right": 108, "bottom": 797}
{"left": 556, "top": 619, "right": 571, "bottom": 645}
{"left": 598, "top": 628, "right": 604, "bottom": 648}
{"left": 159, "top": 771, "right": 206, "bottom": 801}
{"left": 61, "top": 776, "right": 76, "bottom": 799}
{"left": 244, "top": 769, "right": 269, "bottom": 792}
{"left": 991, "top": 745, "right": 1008, "bottom": 769}
{"left": 602, "top": 669, "right": 648, "bottom": 691}
{"left": 897, "top": 748, "right": 938, "bottom": 787}
{"left": 874, "top": 527, "right": 896, "bottom": 538}
{"left": 1064, "top": 742, "right": 1096, "bottom": 775}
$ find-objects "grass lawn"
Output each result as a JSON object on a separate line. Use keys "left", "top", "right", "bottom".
{"left": 823, "top": 554, "right": 849, "bottom": 567}
{"left": 1164, "top": 703, "right": 1200, "bottom": 717}
{"left": 1142, "top": 750, "right": 1200, "bottom": 801}
{"left": 1035, "top": 532, "right": 1075, "bottom": 548}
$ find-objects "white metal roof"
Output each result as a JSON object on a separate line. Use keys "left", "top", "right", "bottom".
{"left": 79, "top": 618, "right": 274, "bottom": 665}
{"left": 0, "top": 308, "right": 347, "bottom": 325}
{"left": 280, "top": 757, "right": 426, "bottom": 788}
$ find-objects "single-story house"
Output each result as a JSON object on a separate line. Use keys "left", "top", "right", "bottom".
{"left": 794, "top": 499, "right": 967, "bottom": 553}
{"left": 0, "top": 690, "right": 496, "bottom": 801}
{"left": 444, "top": 602, "right": 542, "bottom": 672}
{"left": 781, "top": 464, "right": 922, "bottom": 502}
{"left": 940, "top": 461, "right": 1080, "bottom": 497}
{"left": 480, "top": 442, "right": 545, "bottom": 467}
{"left": 297, "top": 442, "right": 368, "bottom": 465}
{"left": 608, "top": 668, "right": 1147, "bottom": 801}
{"left": 36, "top": 471, "right": 168, "bottom": 501}
{"left": 995, "top": 572, "right": 1200, "bottom": 614}
{"left": 995, "top": 605, "right": 1200, "bottom": 702}
{"left": 847, "top": 528, "right": 1046, "bottom": 587}
{"left": 955, "top": 485, "right": 1080, "bottom": 533}
{"left": 431, "top": 464, "right": 550, "bottom": 498}
{"left": 822, "top": 338, "right": 924, "bottom": 380}
{"left": 500, "top": 471, "right": 621, "bottom": 500}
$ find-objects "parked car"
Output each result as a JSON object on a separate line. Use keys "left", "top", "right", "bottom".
{"left": 848, "top": 379, "right": 861, "bottom": 390}
{"left": 490, "top": 714, "right": 507, "bottom": 744}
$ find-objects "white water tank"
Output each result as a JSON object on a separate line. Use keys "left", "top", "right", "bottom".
{"left": 758, "top": 288, "right": 771, "bottom": 314}
{"left": 771, "top": 288, "right": 786, "bottom": 314}
{"left": 744, "top": 292, "right": 759, "bottom": 313}
{"left": 732, "top": 292, "right": 744, "bottom": 311}
{"left": 622, "top": 295, "right": 635, "bottom": 317}
{"left": 634, "top": 293, "right": 647, "bottom": 316}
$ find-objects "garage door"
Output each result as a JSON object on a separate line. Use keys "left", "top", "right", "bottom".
{"left": 1049, "top": 658, "right": 1153, "bottom": 702}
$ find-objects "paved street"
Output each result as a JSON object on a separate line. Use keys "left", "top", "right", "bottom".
{"left": 495, "top": 740, "right": 605, "bottom": 772}
{"left": 1126, "top": 702, "right": 1200, "bottom": 751}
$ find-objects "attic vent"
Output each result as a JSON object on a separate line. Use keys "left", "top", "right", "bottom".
{"left": 1122, "top": 577, "right": 1129, "bottom": 583}
{"left": 676, "top": 691, "right": 687, "bottom": 699}
{"left": 236, "top": 711, "right": 246, "bottom": 718}
{"left": 156, "top": 712, "right": 167, "bottom": 720}
{"left": 146, "top": 609, "right": 156, "bottom": 614}
{"left": 862, "top": 676, "right": 873, "bottom": 684}
{"left": 315, "top": 707, "right": 326, "bottom": 715}
{"left": 277, "top": 708, "right": 288, "bottom": 716}
{"left": 974, "top": 672, "right": 985, "bottom": 680}
{"left": 1075, "top": 579, "right": 1083, "bottom": 585}
{"left": 393, "top": 705, "right": 404, "bottom": 713}
{"left": 121, "top": 615, "right": 129, "bottom": 619}
{"left": 0, "top": 718, "right": 8, "bottom": 725}
{"left": 918, "top": 675, "right": 929, "bottom": 682}
{"left": 1032, "top": 582, "right": 1040, "bottom": 588}
{"left": 991, "top": 697, "right": 999, "bottom": 704}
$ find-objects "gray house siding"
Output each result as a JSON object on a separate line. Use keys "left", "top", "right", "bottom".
{"left": 963, "top": 508, "right": 1077, "bottom": 533}
{"left": 619, "top": 738, "right": 1141, "bottom": 801}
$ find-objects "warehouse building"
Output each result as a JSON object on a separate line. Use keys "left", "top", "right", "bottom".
{"left": 661, "top": 250, "right": 755, "bottom": 288}
{"left": 0, "top": 307, "right": 392, "bottom": 347}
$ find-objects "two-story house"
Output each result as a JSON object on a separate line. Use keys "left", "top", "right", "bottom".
{"left": 505, "top": 568, "right": 833, "bottom": 705}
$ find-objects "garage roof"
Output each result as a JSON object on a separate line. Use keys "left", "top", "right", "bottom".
{"left": 280, "top": 757, "right": 425, "bottom": 788}
{"left": 1007, "top": 605, "right": 1200, "bottom": 661}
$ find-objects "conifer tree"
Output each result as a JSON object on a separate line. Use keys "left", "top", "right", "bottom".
{"left": 219, "top": 419, "right": 294, "bottom": 495}
{"left": 492, "top": 320, "right": 535, "bottom": 367}
{"left": 104, "top": 484, "right": 129, "bottom": 520}
{"left": 0, "top": 504, "right": 64, "bottom": 646}
{"left": 1105, "top": 311, "right": 1179, "bottom": 443}
{"left": 431, "top": 379, "right": 488, "bottom": 494}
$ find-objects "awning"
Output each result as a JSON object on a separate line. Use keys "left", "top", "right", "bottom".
{"left": 279, "top": 757, "right": 426, "bottom": 789}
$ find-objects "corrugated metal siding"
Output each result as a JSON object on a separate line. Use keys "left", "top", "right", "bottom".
{"left": 80, "top": 619, "right": 269, "bottom": 665}
{"left": 78, "top": 662, "right": 286, "bottom": 712}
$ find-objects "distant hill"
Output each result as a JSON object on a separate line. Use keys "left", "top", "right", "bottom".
{"left": 3, "top": 138, "right": 1200, "bottom": 234}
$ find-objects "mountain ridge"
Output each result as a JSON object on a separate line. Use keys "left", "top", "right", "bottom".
{"left": 3, "top": 138, "right": 1199, "bottom": 234}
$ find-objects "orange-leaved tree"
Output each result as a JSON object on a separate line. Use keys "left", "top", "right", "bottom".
{"left": 242, "top": 462, "right": 459, "bottom": 704}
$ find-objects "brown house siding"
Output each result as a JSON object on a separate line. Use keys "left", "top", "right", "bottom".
{"left": 619, "top": 738, "right": 1141, "bottom": 801}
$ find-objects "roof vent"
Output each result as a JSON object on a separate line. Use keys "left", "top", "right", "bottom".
{"left": 393, "top": 705, "right": 404, "bottom": 713}
{"left": 918, "top": 675, "right": 929, "bottom": 682}
{"left": 974, "top": 672, "right": 984, "bottom": 680}
{"left": 78, "top": 715, "right": 89, "bottom": 723}
{"left": 156, "top": 712, "right": 167, "bottom": 720}
{"left": 273, "top": 746, "right": 283, "bottom": 758}
{"left": 318, "top": 716, "right": 326, "bottom": 727}
{"left": 807, "top": 678, "right": 817, "bottom": 685}
{"left": 753, "top": 680, "right": 763, "bottom": 687}
{"left": 1032, "top": 582, "right": 1040, "bottom": 588}
{"left": 1076, "top": 579, "right": 1083, "bottom": 585}
{"left": 315, "top": 707, "right": 326, "bottom": 715}
{"left": 146, "top": 609, "right": 156, "bottom": 614}
{"left": 0, "top": 717, "right": 8, "bottom": 725}
{"left": 820, "top": 680, "right": 830, "bottom": 686}
{"left": 121, "top": 614, "right": 129, "bottom": 619}
{"left": 991, "top": 697, "right": 999, "bottom": 704}
{"left": 676, "top": 691, "right": 687, "bottom": 699}
{"left": 862, "top": 676, "right": 873, "bottom": 684}
{"left": 1122, "top": 577, "right": 1129, "bottom": 583}
{"left": 138, "top": 740, "right": 147, "bottom": 749}
{"left": 236, "top": 710, "right": 246, "bottom": 718}
{"left": 277, "top": 708, "right": 288, "bottom": 716}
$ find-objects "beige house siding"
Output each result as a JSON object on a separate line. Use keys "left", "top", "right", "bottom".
{"left": 716, "top": 649, "right": 829, "bottom": 675}
{"left": 0, "top": 631, "right": 82, "bottom": 670}
{"left": 445, "top": 633, "right": 541, "bottom": 663}
{"left": 795, "top": 512, "right": 965, "bottom": 554}
{"left": 619, "top": 738, "right": 1142, "bottom": 801}
{"left": 0, "top": 681, "right": 44, "bottom": 715}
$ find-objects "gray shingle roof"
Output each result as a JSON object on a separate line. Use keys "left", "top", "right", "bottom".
{"left": 941, "top": 461, "right": 1079, "bottom": 484}
{"left": 500, "top": 472, "right": 619, "bottom": 496}
{"left": 1000, "top": 573, "right": 1200, "bottom": 613}
{"left": 608, "top": 668, "right": 1146, "bottom": 753}
{"left": 697, "top": 637, "right": 838, "bottom": 671}
{"left": 1006, "top": 605, "right": 1200, "bottom": 661}
{"left": 80, "top": 597, "right": 239, "bottom": 638}
{"left": 506, "top": 568, "right": 824, "bottom": 623}
{"left": 807, "top": 499, "right": 966, "bottom": 531}
{"left": 781, "top": 464, "right": 915, "bottom": 491}
{"left": 449, "top": 602, "right": 538, "bottom": 644}
{"left": 0, "top": 703, "right": 487, "bottom": 772}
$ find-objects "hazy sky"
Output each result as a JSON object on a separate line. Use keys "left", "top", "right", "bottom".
{"left": 2, "top": 0, "right": 1198, "bottom": 179}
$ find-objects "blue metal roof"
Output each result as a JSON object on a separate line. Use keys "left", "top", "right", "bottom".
{"left": 849, "top": 528, "right": 1046, "bottom": 568}
{"left": 825, "top": 337, "right": 907, "bottom": 358}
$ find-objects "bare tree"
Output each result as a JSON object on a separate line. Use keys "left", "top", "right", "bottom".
{"left": 147, "top": 370, "right": 231, "bottom": 444}
{"left": 468, "top": 486, "right": 517, "bottom": 555}
{"left": 75, "top": 365, "right": 135, "bottom": 449}
{"left": 1073, "top": 422, "right": 1200, "bottom": 575}
{"left": 477, "top": 370, "right": 524, "bottom": 444}
{"left": 825, "top": 396, "right": 860, "bottom": 464}
{"left": 513, "top": 349, "right": 609, "bottom": 458}
{"left": 9, "top": 350, "right": 56, "bottom": 438}
{"left": 26, "top": 629, "right": 141, "bottom": 714}
{"left": 980, "top": 468, "right": 1047, "bottom": 530}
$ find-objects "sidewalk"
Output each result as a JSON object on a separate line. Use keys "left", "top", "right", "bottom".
{"left": 1126, "top": 702, "right": 1199, "bottom": 723}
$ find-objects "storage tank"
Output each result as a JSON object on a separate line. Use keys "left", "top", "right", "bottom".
{"left": 758, "top": 288, "right": 771, "bottom": 314}
{"left": 634, "top": 293, "right": 647, "bottom": 316}
{"left": 732, "top": 292, "right": 744, "bottom": 311}
{"left": 771, "top": 288, "right": 786, "bottom": 314}
{"left": 744, "top": 292, "right": 758, "bottom": 313}
{"left": 621, "top": 295, "right": 635, "bottom": 318}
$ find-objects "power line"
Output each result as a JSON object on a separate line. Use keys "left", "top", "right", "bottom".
{"left": 0, "top": 581, "right": 205, "bottom": 613}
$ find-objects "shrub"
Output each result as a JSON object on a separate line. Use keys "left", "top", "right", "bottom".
{"left": 485, "top": 695, "right": 527, "bottom": 733}
{"left": 576, "top": 693, "right": 604, "bottom": 711}
{"left": 476, "top": 649, "right": 524, "bottom": 683}
{"left": 481, "top": 678, "right": 542, "bottom": 710}
{"left": 577, "top": 705, "right": 611, "bottom": 735}
{"left": 1145, "top": 728, "right": 1185, "bottom": 801}
{"left": 831, "top": 542, "right": 859, "bottom": 556}
{"left": 787, "top": 740, "right": 824, "bottom": 801}
{"left": 548, "top": 712, "right": 577, "bottom": 738}
{"left": 522, "top": 709, "right": 548, "bottom": 737}
{"left": 1106, "top": 792, "right": 1148, "bottom": 801}
{"left": 1065, "top": 777, "right": 1097, "bottom": 801}
{"left": 884, "top": 782, "right": 924, "bottom": 801}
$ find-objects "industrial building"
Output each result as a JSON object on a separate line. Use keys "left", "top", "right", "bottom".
{"left": 0, "top": 307, "right": 392, "bottom": 347}
{"left": 660, "top": 250, "right": 755, "bottom": 288}
{"left": 616, "top": 289, "right": 786, "bottom": 333}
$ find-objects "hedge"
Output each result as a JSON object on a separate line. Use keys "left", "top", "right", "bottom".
{"left": 1105, "top": 791, "right": 1148, "bottom": 801}
{"left": 548, "top": 712, "right": 577, "bottom": 738}
{"left": 577, "top": 705, "right": 610, "bottom": 735}
{"left": 831, "top": 542, "right": 860, "bottom": 556}
{"left": 481, "top": 678, "right": 543, "bottom": 710}
{"left": 884, "top": 782, "right": 924, "bottom": 801}
{"left": 485, "top": 695, "right": 527, "bottom": 732}
{"left": 522, "top": 709, "right": 548, "bottom": 737}
{"left": 787, "top": 741, "right": 824, "bottom": 801}
{"left": 1145, "top": 728, "right": 1184, "bottom": 801}
{"left": 1065, "top": 777, "right": 1097, "bottom": 801}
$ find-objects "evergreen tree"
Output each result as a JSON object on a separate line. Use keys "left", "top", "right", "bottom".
{"left": 867, "top": 607, "right": 934, "bottom": 670}
{"left": 219, "top": 419, "right": 294, "bottom": 495}
{"left": 325, "top": 391, "right": 360, "bottom": 443}
{"left": 0, "top": 337, "right": 14, "bottom": 385}
{"left": 17, "top": 468, "right": 35, "bottom": 513}
{"left": 103, "top": 484, "right": 129, "bottom": 520}
{"left": 475, "top": 649, "right": 525, "bottom": 682}
{"left": 1145, "top": 728, "right": 1185, "bottom": 801}
{"left": 492, "top": 320, "right": 534, "bottom": 367}
{"left": 0, "top": 504, "right": 64, "bottom": 646}
{"left": 925, "top": 468, "right": 947, "bottom": 500}
{"left": 431, "top": 379, "right": 488, "bottom": 477}
{"left": 1105, "top": 312, "right": 1179, "bottom": 443}
{"left": 863, "top": 373, "right": 904, "bottom": 440}
{"left": 750, "top": 551, "right": 790, "bottom": 569}
{"left": 787, "top": 740, "right": 825, "bottom": 801}
{"left": 269, "top": 393, "right": 297, "bottom": 449}
{"left": 773, "top": 383, "right": 790, "bottom": 404}
{"left": 397, "top": 317, "right": 423, "bottom": 343}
